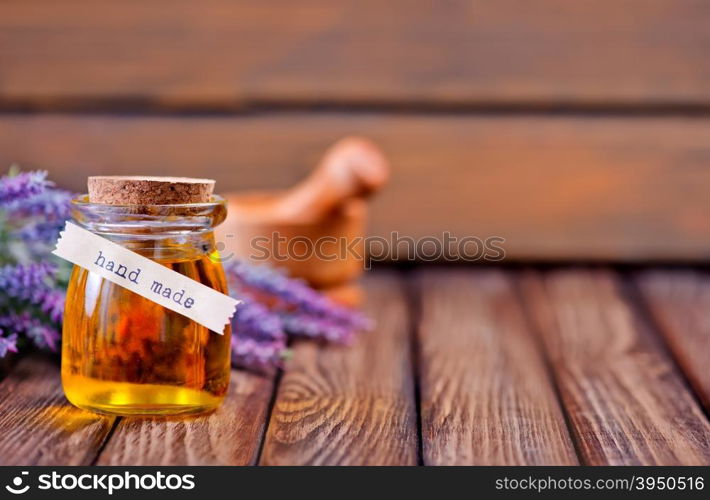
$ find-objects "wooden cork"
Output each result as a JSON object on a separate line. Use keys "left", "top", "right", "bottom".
{"left": 88, "top": 176, "right": 215, "bottom": 205}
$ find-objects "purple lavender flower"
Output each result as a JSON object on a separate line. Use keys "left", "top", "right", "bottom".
{"left": 0, "top": 313, "right": 59, "bottom": 351}
{"left": 7, "top": 189, "right": 73, "bottom": 244}
{"left": 26, "top": 322, "right": 60, "bottom": 351}
{"left": 40, "top": 289, "right": 65, "bottom": 324}
{"left": 280, "top": 312, "right": 357, "bottom": 344}
{"left": 231, "top": 297, "right": 286, "bottom": 343}
{"left": 0, "top": 169, "right": 67, "bottom": 359}
{"left": 3, "top": 184, "right": 72, "bottom": 246}
{"left": 224, "top": 260, "right": 370, "bottom": 330}
{"left": 0, "top": 332, "right": 18, "bottom": 357}
{"left": 0, "top": 171, "right": 52, "bottom": 205}
{"left": 0, "top": 262, "right": 57, "bottom": 304}
{"left": 5, "top": 188, "right": 73, "bottom": 218}
{"left": 14, "top": 221, "right": 66, "bottom": 244}
{"left": 231, "top": 336, "right": 289, "bottom": 373}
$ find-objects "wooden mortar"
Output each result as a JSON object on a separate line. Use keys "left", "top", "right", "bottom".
{"left": 216, "top": 137, "right": 390, "bottom": 305}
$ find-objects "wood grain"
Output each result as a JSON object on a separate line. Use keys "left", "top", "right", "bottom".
{"left": 1, "top": 1, "right": 709, "bottom": 108}
{"left": 416, "top": 269, "right": 577, "bottom": 465}
{"left": 259, "top": 272, "right": 418, "bottom": 465}
{"left": 2, "top": 114, "right": 710, "bottom": 261}
{"left": 97, "top": 370, "right": 274, "bottom": 465}
{"left": 0, "top": 354, "right": 115, "bottom": 465}
{"left": 635, "top": 270, "right": 710, "bottom": 412}
{"left": 520, "top": 269, "right": 710, "bottom": 465}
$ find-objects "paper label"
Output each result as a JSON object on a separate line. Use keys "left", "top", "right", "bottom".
{"left": 53, "top": 221, "right": 239, "bottom": 334}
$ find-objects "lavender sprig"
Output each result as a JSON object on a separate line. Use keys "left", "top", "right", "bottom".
{"left": 0, "top": 171, "right": 52, "bottom": 205}
{"left": 0, "top": 169, "right": 68, "bottom": 357}
{"left": 0, "top": 262, "right": 57, "bottom": 305}
{"left": 40, "top": 289, "right": 65, "bottom": 324}
{"left": 229, "top": 292, "right": 289, "bottom": 372}
{"left": 280, "top": 312, "right": 358, "bottom": 344}
{"left": 0, "top": 332, "right": 18, "bottom": 357}
{"left": 0, "top": 313, "right": 60, "bottom": 351}
{"left": 231, "top": 297, "right": 286, "bottom": 343}
{"left": 13, "top": 222, "right": 65, "bottom": 244}
{"left": 231, "top": 336, "right": 289, "bottom": 373}
{"left": 5, "top": 188, "right": 73, "bottom": 219}
{"left": 224, "top": 260, "right": 370, "bottom": 330}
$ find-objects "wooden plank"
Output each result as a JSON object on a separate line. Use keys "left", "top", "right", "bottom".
{"left": 2, "top": 113, "right": 710, "bottom": 261}
{"left": 1, "top": 1, "right": 709, "bottom": 108}
{"left": 520, "top": 269, "right": 710, "bottom": 465}
{"left": 97, "top": 370, "right": 274, "bottom": 465}
{"left": 259, "top": 272, "right": 417, "bottom": 465}
{"left": 416, "top": 269, "right": 578, "bottom": 465}
{"left": 635, "top": 270, "right": 710, "bottom": 412}
{"left": 0, "top": 354, "right": 115, "bottom": 465}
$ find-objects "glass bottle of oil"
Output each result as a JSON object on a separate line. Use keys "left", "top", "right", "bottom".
{"left": 61, "top": 194, "right": 232, "bottom": 416}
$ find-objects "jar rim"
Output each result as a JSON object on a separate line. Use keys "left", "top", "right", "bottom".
{"left": 71, "top": 194, "right": 228, "bottom": 235}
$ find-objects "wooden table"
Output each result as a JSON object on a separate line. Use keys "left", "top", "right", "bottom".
{"left": 1, "top": 267, "right": 709, "bottom": 466}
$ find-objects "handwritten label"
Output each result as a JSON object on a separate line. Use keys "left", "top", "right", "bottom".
{"left": 53, "top": 221, "right": 239, "bottom": 334}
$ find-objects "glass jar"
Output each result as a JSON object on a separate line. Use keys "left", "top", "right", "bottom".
{"left": 61, "top": 195, "right": 232, "bottom": 416}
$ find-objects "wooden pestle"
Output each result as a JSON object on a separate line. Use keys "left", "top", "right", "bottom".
{"left": 270, "top": 137, "right": 390, "bottom": 222}
{"left": 218, "top": 137, "right": 390, "bottom": 304}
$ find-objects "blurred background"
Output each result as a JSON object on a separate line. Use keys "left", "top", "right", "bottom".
{"left": 1, "top": 0, "right": 709, "bottom": 263}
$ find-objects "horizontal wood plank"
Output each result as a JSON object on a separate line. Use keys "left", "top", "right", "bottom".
{"left": 97, "top": 370, "right": 274, "bottom": 465}
{"left": 520, "top": 269, "right": 710, "bottom": 465}
{"left": 1, "top": 1, "right": 709, "bottom": 108}
{"left": 635, "top": 270, "right": 710, "bottom": 412}
{"left": 416, "top": 269, "right": 578, "bottom": 465}
{"left": 259, "top": 272, "right": 418, "bottom": 465}
{"left": 1, "top": 113, "right": 710, "bottom": 260}
{"left": 0, "top": 354, "right": 115, "bottom": 466}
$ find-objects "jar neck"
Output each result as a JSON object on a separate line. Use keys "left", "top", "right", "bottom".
{"left": 70, "top": 195, "right": 227, "bottom": 262}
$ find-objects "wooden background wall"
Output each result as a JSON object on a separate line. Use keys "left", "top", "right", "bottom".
{"left": 1, "top": 0, "right": 709, "bottom": 261}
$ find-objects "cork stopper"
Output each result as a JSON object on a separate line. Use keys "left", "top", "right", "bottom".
{"left": 88, "top": 176, "right": 215, "bottom": 205}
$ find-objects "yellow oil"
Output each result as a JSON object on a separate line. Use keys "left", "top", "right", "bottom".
{"left": 62, "top": 252, "right": 232, "bottom": 416}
